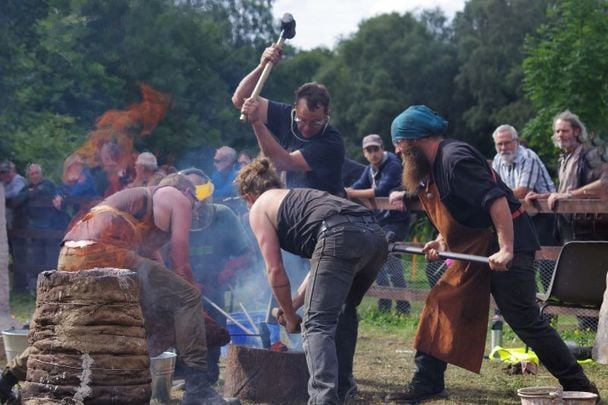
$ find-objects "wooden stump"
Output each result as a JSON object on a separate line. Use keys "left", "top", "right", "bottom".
{"left": 22, "top": 269, "right": 151, "bottom": 404}
{"left": 224, "top": 345, "right": 309, "bottom": 404}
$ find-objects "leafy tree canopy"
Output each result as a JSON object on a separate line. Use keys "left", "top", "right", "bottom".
{"left": 523, "top": 0, "right": 608, "bottom": 167}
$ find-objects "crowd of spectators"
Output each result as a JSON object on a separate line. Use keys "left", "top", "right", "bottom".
{"left": 1, "top": 110, "right": 606, "bottom": 310}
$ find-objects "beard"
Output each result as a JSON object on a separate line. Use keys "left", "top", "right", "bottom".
{"left": 499, "top": 151, "right": 515, "bottom": 165}
{"left": 400, "top": 145, "right": 431, "bottom": 196}
{"left": 552, "top": 135, "right": 578, "bottom": 152}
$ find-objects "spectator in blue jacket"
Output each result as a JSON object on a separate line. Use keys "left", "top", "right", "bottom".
{"left": 346, "top": 134, "right": 411, "bottom": 314}
{"left": 211, "top": 146, "right": 239, "bottom": 200}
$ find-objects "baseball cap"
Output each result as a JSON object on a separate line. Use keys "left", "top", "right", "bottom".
{"left": 0, "top": 161, "right": 11, "bottom": 173}
{"left": 362, "top": 134, "right": 383, "bottom": 149}
{"left": 135, "top": 152, "right": 158, "bottom": 169}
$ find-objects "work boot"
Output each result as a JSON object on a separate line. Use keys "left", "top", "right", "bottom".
{"left": 0, "top": 368, "right": 18, "bottom": 404}
{"left": 385, "top": 384, "right": 448, "bottom": 404}
{"left": 182, "top": 367, "right": 226, "bottom": 405}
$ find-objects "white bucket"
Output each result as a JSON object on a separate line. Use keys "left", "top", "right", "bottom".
{"left": 150, "top": 351, "right": 177, "bottom": 404}
{"left": 517, "top": 386, "right": 562, "bottom": 405}
{"left": 562, "top": 391, "right": 598, "bottom": 404}
{"left": 1, "top": 329, "right": 28, "bottom": 364}
{"left": 517, "top": 387, "right": 598, "bottom": 405}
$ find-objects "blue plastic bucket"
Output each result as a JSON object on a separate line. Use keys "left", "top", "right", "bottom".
{"left": 226, "top": 311, "right": 280, "bottom": 346}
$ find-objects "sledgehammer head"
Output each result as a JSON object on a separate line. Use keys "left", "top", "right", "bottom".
{"left": 280, "top": 13, "right": 296, "bottom": 39}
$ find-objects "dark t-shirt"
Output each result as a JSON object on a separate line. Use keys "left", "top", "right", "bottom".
{"left": 266, "top": 101, "right": 345, "bottom": 196}
{"left": 189, "top": 204, "right": 249, "bottom": 286}
{"left": 277, "top": 188, "right": 371, "bottom": 258}
{"left": 352, "top": 152, "right": 410, "bottom": 227}
{"left": 432, "top": 139, "right": 539, "bottom": 253}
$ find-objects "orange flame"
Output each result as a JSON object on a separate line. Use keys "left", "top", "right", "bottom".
{"left": 73, "top": 84, "right": 171, "bottom": 194}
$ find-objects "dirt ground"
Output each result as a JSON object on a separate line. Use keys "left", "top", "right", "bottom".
{"left": 202, "top": 326, "right": 605, "bottom": 405}
{"left": 2, "top": 326, "right": 605, "bottom": 404}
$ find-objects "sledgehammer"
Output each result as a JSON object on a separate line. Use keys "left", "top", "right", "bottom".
{"left": 239, "top": 13, "right": 296, "bottom": 122}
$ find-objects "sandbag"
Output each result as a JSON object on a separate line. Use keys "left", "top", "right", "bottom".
{"left": 22, "top": 381, "right": 151, "bottom": 404}
{"left": 30, "top": 302, "right": 145, "bottom": 328}
{"left": 36, "top": 269, "right": 140, "bottom": 303}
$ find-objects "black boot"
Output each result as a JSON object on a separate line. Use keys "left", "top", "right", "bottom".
{"left": 0, "top": 368, "right": 18, "bottom": 404}
{"left": 182, "top": 367, "right": 226, "bottom": 405}
{"left": 385, "top": 383, "right": 448, "bottom": 403}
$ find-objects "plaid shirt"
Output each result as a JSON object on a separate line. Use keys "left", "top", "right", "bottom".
{"left": 492, "top": 145, "right": 555, "bottom": 193}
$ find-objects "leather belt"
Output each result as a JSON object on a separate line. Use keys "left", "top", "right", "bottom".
{"left": 318, "top": 214, "right": 375, "bottom": 236}
{"left": 511, "top": 206, "right": 524, "bottom": 219}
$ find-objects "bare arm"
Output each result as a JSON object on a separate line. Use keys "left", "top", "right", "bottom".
{"left": 487, "top": 197, "right": 514, "bottom": 272}
{"left": 245, "top": 107, "right": 311, "bottom": 172}
{"left": 545, "top": 179, "right": 607, "bottom": 209}
{"left": 511, "top": 186, "right": 530, "bottom": 199}
{"left": 345, "top": 187, "right": 375, "bottom": 200}
{"left": 232, "top": 46, "right": 282, "bottom": 110}
{"left": 155, "top": 188, "right": 195, "bottom": 284}
{"left": 291, "top": 272, "right": 310, "bottom": 311}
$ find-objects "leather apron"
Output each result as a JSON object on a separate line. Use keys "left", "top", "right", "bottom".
{"left": 414, "top": 182, "right": 493, "bottom": 373}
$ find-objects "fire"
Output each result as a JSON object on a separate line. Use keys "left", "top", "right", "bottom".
{"left": 74, "top": 84, "right": 172, "bottom": 194}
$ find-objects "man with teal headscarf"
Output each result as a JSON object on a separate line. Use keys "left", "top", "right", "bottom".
{"left": 385, "top": 105, "right": 599, "bottom": 403}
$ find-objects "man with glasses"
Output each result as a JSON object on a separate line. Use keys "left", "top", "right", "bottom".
{"left": 346, "top": 134, "right": 411, "bottom": 314}
{"left": 211, "top": 146, "right": 239, "bottom": 200}
{"left": 232, "top": 46, "right": 345, "bottom": 196}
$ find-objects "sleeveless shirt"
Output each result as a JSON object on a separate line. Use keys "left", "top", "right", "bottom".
{"left": 63, "top": 186, "right": 170, "bottom": 257}
{"left": 277, "top": 188, "right": 370, "bottom": 258}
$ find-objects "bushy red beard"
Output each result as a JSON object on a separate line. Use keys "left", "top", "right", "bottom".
{"left": 400, "top": 145, "right": 431, "bottom": 196}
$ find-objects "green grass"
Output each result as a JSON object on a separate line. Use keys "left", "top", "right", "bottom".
{"left": 9, "top": 291, "right": 36, "bottom": 324}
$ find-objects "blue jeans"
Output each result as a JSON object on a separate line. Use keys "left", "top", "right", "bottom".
{"left": 302, "top": 222, "right": 387, "bottom": 404}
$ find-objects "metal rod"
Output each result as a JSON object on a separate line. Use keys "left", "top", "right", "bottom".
{"left": 202, "top": 295, "right": 255, "bottom": 335}
{"left": 239, "top": 302, "right": 260, "bottom": 335}
{"left": 390, "top": 243, "right": 490, "bottom": 264}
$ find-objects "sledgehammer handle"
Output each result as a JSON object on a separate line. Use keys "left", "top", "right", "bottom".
{"left": 391, "top": 243, "right": 490, "bottom": 265}
{"left": 239, "top": 35, "right": 286, "bottom": 122}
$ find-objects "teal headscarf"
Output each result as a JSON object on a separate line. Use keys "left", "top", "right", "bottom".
{"left": 391, "top": 105, "right": 448, "bottom": 143}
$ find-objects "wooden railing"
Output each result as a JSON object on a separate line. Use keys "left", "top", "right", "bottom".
{"left": 360, "top": 197, "right": 608, "bottom": 316}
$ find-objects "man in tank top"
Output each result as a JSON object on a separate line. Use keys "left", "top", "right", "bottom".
{"left": 236, "top": 158, "right": 388, "bottom": 404}
{"left": 0, "top": 174, "right": 231, "bottom": 405}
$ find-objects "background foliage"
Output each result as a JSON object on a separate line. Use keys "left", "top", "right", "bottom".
{"left": 0, "top": 0, "right": 606, "bottom": 180}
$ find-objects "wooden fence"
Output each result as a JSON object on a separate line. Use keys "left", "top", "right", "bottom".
{"left": 360, "top": 197, "right": 608, "bottom": 316}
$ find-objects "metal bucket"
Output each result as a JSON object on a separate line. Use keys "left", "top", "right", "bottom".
{"left": 517, "top": 386, "right": 562, "bottom": 405}
{"left": 517, "top": 387, "right": 597, "bottom": 405}
{"left": 562, "top": 391, "right": 598, "bottom": 404}
{"left": 150, "top": 351, "right": 177, "bottom": 404}
{"left": 1, "top": 329, "right": 28, "bottom": 364}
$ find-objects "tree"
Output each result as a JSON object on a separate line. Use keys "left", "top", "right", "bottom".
{"left": 0, "top": 0, "right": 277, "bottom": 176}
{"left": 453, "top": 0, "right": 550, "bottom": 156}
{"left": 523, "top": 0, "right": 608, "bottom": 161}
{"left": 315, "top": 10, "right": 458, "bottom": 156}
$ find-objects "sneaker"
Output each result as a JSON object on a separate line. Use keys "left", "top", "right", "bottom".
{"left": 385, "top": 384, "right": 448, "bottom": 404}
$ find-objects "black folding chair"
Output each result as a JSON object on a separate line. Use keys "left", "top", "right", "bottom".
{"left": 536, "top": 241, "right": 608, "bottom": 317}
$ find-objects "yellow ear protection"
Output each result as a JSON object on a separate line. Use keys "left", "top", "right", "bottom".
{"left": 178, "top": 168, "right": 215, "bottom": 201}
{"left": 195, "top": 182, "right": 214, "bottom": 201}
